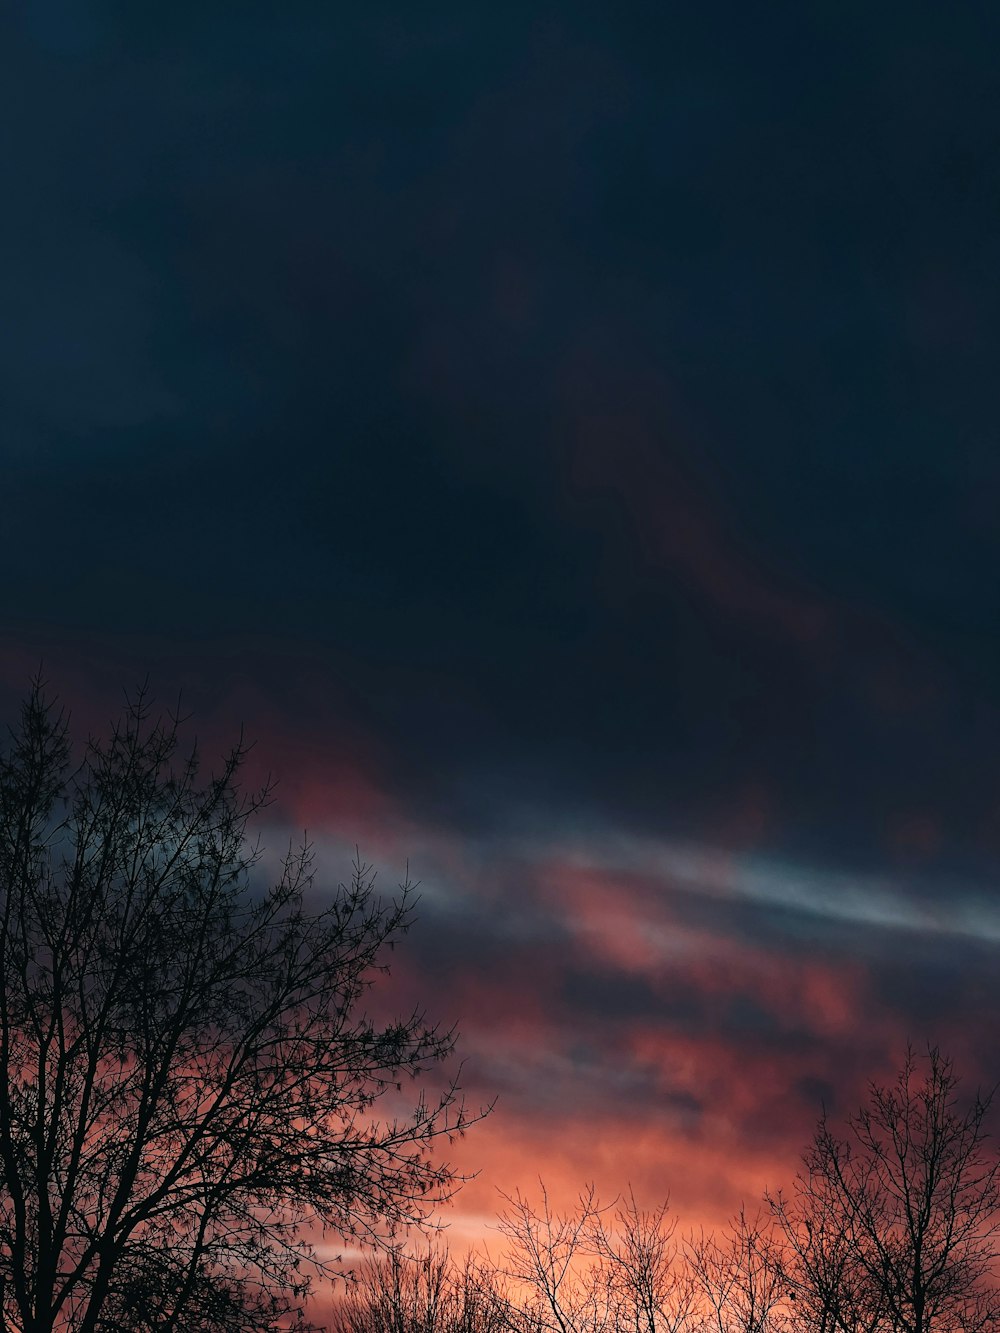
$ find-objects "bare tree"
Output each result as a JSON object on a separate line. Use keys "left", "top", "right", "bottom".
{"left": 495, "top": 1183, "right": 613, "bottom": 1333}
{"left": 444, "top": 1253, "right": 515, "bottom": 1333}
{"left": 767, "top": 1155, "right": 888, "bottom": 1333}
{"left": 495, "top": 1183, "right": 692, "bottom": 1333}
{"left": 330, "top": 1245, "right": 510, "bottom": 1333}
{"left": 797, "top": 1047, "right": 1000, "bottom": 1333}
{"left": 687, "top": 1209, "right": 785, "bottom": 1333}
{"left": 588, "top": 1190, "right": 695, "bottom": 1333}
{"left": 0, "top": 682, "right": 486, "bottom": 1333}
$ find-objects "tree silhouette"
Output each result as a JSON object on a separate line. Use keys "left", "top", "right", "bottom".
{"left": 0, "top": 682, "right": 484, "bottom": 1333}
{"left": 770, "top": 1047, "right": 1000, "bottom": 1333}
{"left": 495, "top": 1182, "right": 611, "bottom": 1333}
{"left": 767, "top": 1142, "right": 887, "bottom": 1333}
{"left": 687, "top": 1209, "right": 785, "bottom": 1333}
{"left": 329, "top": 1244, "right": 509, "bottom": 1333}
{"left": 589, "top": 1190, "right": 695, "bottom": 1333}
{"left": 495, "top": 1182, "right": 691, "bottom": 1333}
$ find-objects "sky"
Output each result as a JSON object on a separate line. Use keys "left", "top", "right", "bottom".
{"left": 2, "top": 0, "right": 1000, "bottom": 1247}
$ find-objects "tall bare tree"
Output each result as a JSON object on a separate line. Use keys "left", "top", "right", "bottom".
{"left": 687, "top": 1209, "right": 785, "bottom": 1333}
{"left": 495, "top": 1183, "right": 692, "bottom": 1333}
{"left": 0, "top": 682, "right": 484, "bottom": 1333}
{"left": 495, "top": 1183, "right": 613, "bottom": 1333}
{"left": 767, "top": 1151, "right": 887, "bottom": 1333}
{"left": 330, "top": 1245, "right": 510, "bottom": 1333}
{"left": 795, "top": 1047, "right": 1000, "bottom": 1333}
{"left": 590, "top": 1191, "right": 695, "bottom": 1333}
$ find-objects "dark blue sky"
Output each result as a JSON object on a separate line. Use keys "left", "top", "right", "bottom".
{"left": 2, "top": 1, "right": 999, "bottom": 1224}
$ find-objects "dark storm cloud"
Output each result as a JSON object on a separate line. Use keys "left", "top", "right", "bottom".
{"left": 7, "top": 1, "right": 1000, "bottom": 878}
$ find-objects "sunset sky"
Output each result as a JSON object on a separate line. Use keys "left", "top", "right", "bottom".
{"left": 3, "top": 2, "right": 1000, "bottom": 1248}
